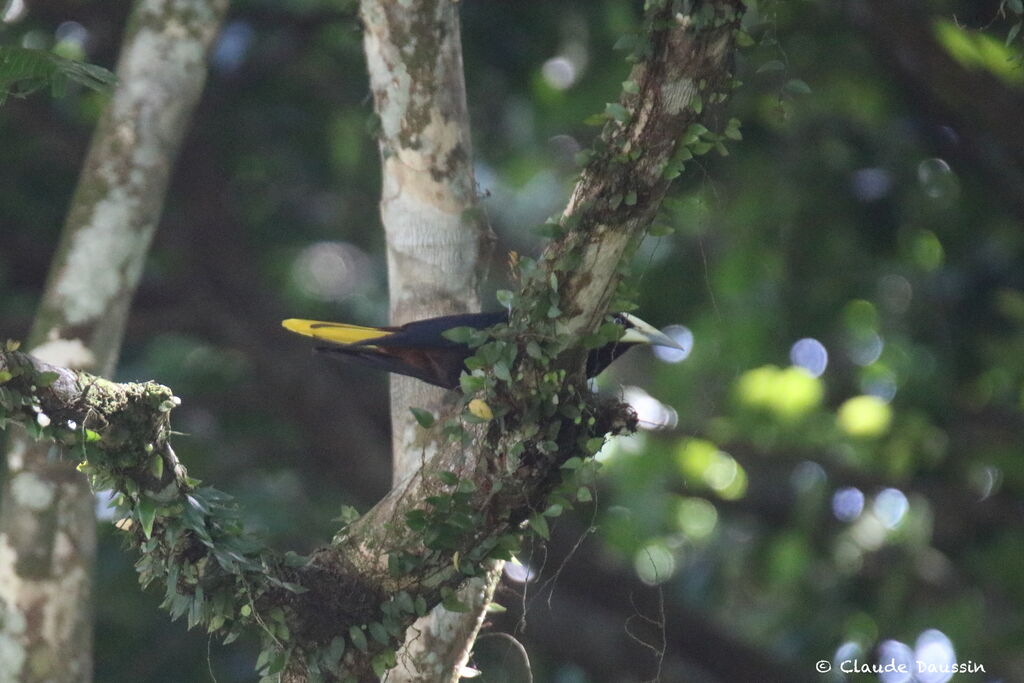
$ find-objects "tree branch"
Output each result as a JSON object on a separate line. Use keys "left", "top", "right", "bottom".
{"left": 0, "top": 1, "right": 227, "bottom": 680}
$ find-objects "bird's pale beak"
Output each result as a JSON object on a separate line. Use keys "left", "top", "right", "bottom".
{"left": 618, "top": 313, "right": 686, "bottom": 350}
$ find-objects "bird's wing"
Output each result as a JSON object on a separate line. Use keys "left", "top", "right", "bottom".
{"left": 365, "top": 311, "right": 509, "bottom": 349}
{"left": 281, "top": 319, "right": 394, "bottom": 346}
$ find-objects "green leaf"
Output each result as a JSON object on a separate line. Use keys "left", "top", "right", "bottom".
{"left": 284, "top": 551, "right": 309, "bottom": 567}
{"left": 441, "top": 591, "right": 471, "bottom": 613}
{"left": 649, "top": 224, "right": 676, "bottom": 237}
{"left": 496, "top": 289, "right": 515, "bottom": 308}
{"left": 137, "top": 499, "right": 157, "bottom": 539}
{"left": 442, "top": 326, "right": 475, "bottom": 343}
{"left": 529, "top": 513, "right": 550, "bottom": 540}
{"left": 682, "top": 123, "right": 709, "bottom": 145}
{"left": 326, "top": 635, "right": 346, "bottom": 664}
{"left": 369, "top": 621, "right": 389, "bottom": 645}
{"left": 148, "top": 453, "right": 164, "bottom": 480}
{"left": 436, "top": 471, "right": 459, "bottom": 486}
{"left": 756, "top": 59, "right": 786, "bottom": 73}
{"left": 459, "top": 373, "right": 486, "bottom": 394}
{"left": 0, "top": 370, "right": 12, "bottom": 384}
{"left": 35, "top": 371, "right": 59, "bottom": 387}
{"left": 576, "top": 486, "right": 593, "bottom": 502}
{"left": 410, "top": 407, "right": 435, "bottom": 428}
{"left": 1009, "top": 0, "right": 1023, "bottom": 14}
{"left": 371, "top": 650, "right": 397, "bottom": 677}
{"left": 84, "top": 429, "right": 102, "bottom": 442}
{"left": 266, "top": 649, "right": 289, "bottom": 676}
{"left": 1007, "top": 22, "right": 1022, "bottom": 47}
{"left": 405, "top": 509, "right": 427, "bottom": 531}
{"left": 605, "top": 102, "right": 629, "bottom": 123}
{"left": 622, "top": 79, "right": 639, "bottom": 94}
{"left": 0, "top": 46, "right": 116, "bottom": 104}
{"left": 349, "top": 625, "right": 368, "bottom": 652}
{"left": 543, "top": 503, "right": 563, "bottom": 518}
{"left": 494, "top": 361, "right": 512, "bottom": 382}
{"left": 784, "top": 78, "right": 812, "bottom": 95}
{"left": 333, "top": 505, "right": 360, "bottom": 525}
{"left": 613, "top": 34, "right": 640, "bottom": 52}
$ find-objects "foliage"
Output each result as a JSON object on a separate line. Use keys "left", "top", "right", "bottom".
{"left": 0, "top": 45, "right": 115, "bottom": 105}
{"left": 2, "top": 0, "right": 1023, "bottom": 681}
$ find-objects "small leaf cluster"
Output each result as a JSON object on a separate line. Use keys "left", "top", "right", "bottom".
{"left": 662, "top": 118, "right": 743, "bottom": 180}
{"left": 0, "top": 45, "right": 116, "bottom": 106}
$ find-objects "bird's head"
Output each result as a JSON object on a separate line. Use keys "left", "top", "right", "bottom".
{"left": 614, "top": 312, "right": 685, "bottom": 351}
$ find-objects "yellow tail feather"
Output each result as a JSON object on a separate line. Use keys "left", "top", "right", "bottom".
{"left": 281, "top": 319, "right": 391, "bottom": 345}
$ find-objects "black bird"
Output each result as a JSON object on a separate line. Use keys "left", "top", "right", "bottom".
{"left": 282, "top": 311, "right": 682, "bottom": 390}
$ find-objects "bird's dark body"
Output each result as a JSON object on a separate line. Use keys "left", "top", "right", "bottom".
{"left": 313, "top": 311, "right": 633, "bottom": 389}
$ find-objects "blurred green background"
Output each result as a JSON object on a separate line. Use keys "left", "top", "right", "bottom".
{"left": 2, "top": 0, "right": 1023, "bottom": 681}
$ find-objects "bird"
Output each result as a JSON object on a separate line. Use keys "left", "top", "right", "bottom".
{"left": 281, "top": 311, "right": 683, "bottom": 390}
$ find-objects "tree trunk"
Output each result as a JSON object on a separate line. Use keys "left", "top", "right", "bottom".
{"left": 360, "top": 0, "right": 496, "bottom": 679}
{"left": 0, "top": 0, "right": 226, "bottom": 680}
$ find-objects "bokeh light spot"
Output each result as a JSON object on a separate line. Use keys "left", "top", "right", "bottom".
{"left": 861, "top": 366, "right": 898, "bottom": 402}
{"left": 213, "top": 21, "right": 254, "bottom": 74}
{"left": 789, "top": 337, "right": 828, "bottom": 377}
{"left": 503, "top": 558, "right": 536, "bottom": 584}
{"left": 54, "top": 21, "right": 88, "bottom": 59}
{"left": 847, "top": 332, "right": 884, "bottom": 366}
{"left": 878, "top": 274, "right": 913, "bottom": 314}
{"left": 675, "top": 439, "right": 747, "bottom": 500}
{"left": 633, "top": 543, "right": 676, "bottom": 585}
{"left": 851, "top": 168, "right": 893, "bottom": 202}
{"left": 837, "top": 395, "right": 892, "bottom": 437}
{"left": 914, "top": 629, "right": 956, "bottom": 683}
{"left": 623, "top": 386, "right": 678, "bottom": 430}
{"left": 3, "top": 0, "right": 26, "bottom": 23}
{"left": 917, "top": 158, "right": 960, "bottom": 202}
{"left": 541, "top": 56, "right": 577, "bottom": 90}
{"left": 790, "top": 460, "right": 827, "bottom": 495}
{"left": 912, "top": 229, "right": 945, "bottom": 271}
{"left": 877, "top": 640, "right": 915, "bottom": 683}
{"left": 736, "top": 365, "right": 824, "bottom": 419}
{"left": 832, "top": 487, "right": 865, "bottom": 522}
{"left": 291, "top": 241, "right": 372, "bottom": 302}
{"left": 652, "top": 325, "right": 693, "bottom": 363}
{"left": 873, "top": 488, "right": 909, "bottom": 529}
{"left": 94, "top": 490, "right": 117, "bottom": 521}
{"left": 676, "top": 497, "right": 718, "bottom": 540}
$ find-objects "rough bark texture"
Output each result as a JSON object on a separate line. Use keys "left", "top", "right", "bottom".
{"left": 361, "top": 0, "right": 490, "bottom": 481}
{"left": 0, "top": 0, "right": 226, "bottom": 680}
{"left": 360, "top": 0, "right": 494, "bottom": 679}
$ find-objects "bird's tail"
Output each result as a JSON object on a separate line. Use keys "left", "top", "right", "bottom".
{"left": 281, "top": 319, "right": 392, "bottom": 346}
